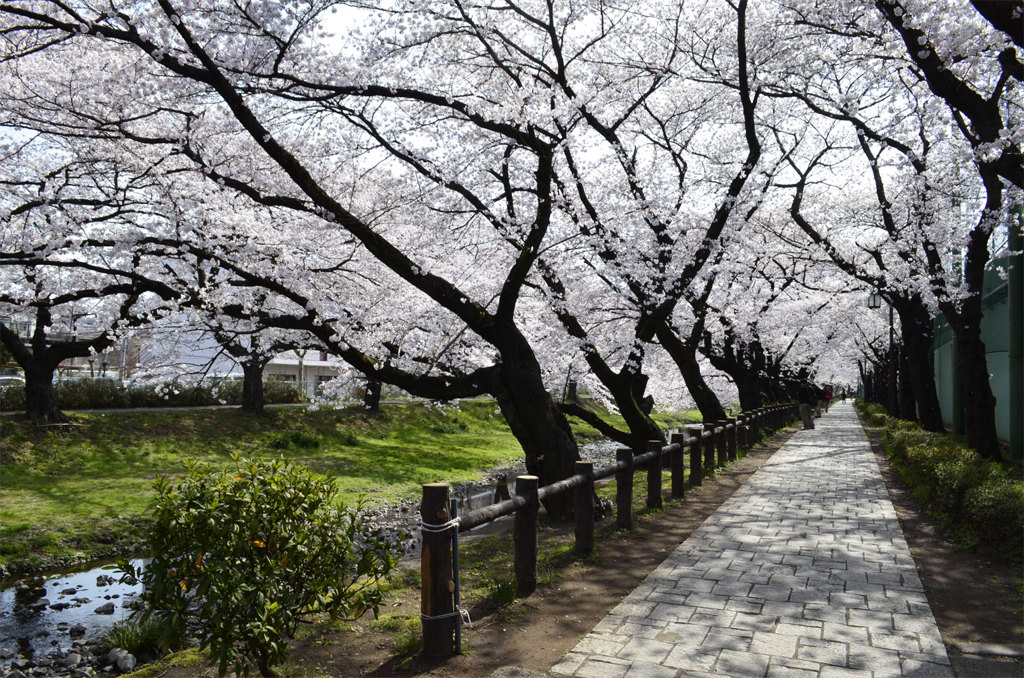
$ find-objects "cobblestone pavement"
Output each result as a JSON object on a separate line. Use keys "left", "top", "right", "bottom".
{"left": 550, "top": 401, "right": 953, "bottom": 678}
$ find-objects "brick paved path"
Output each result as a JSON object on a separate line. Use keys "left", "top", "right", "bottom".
{"left": 551, "top": 401, "right": 953, "bottom": 677}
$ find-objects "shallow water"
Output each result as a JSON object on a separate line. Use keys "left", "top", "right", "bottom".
{"left": 0, "top": 560, "right": 144, "bottom": 661}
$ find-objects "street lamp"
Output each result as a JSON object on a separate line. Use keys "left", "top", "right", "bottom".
{"left": 867, "top": 291, "right": 897, "bottom": 416}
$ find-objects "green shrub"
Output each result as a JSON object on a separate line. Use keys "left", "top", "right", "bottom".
{"left": 0, "top": 384, "right": 25, "bottom": 412}
{"left": 122, "top": 456, "right": 402, "bottom": 677}
{"left": 268, "top": 430, "right": 322, "bottom": 450}
{"left": 879, "top": 423, "right": 1023, "bottom": 563}
{"left": 102, "top": 616, "right": 170, "bottom": 658}
{"left": 262, "top": 380, "right": 303, "bottom": 404}
{"left": 964, "top": 478, "right": 1024, "bottom": 551}
{"left": 56, "top": 379, "right": 130, "bottom": 409}
{"left": 856, "top": 400, "right": 889, "bottom": 427}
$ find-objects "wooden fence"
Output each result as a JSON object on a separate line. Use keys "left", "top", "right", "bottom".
{"left": 419, "top": 403, "right": 797, "bottom": 657}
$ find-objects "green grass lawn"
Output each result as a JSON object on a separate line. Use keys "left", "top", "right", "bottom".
{"left": 0, "top": 400, "right": 701, "bottom": 573}
{"left": 0, "top": 401, "right": 530, "bottom": 571}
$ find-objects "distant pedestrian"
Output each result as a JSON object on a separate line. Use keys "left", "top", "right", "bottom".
{"left": 823, "top": 388, "right": 833, "bottom": 413}
{"left": 798, "top": 380, "right": 815, "bottom": 430}
{"left": 814, "top": 384, "right": 824, "bottom": 418}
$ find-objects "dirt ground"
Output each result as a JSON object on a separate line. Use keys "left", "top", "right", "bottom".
{"left": 162, "top": 418, "right": 1023, "bottom": 678}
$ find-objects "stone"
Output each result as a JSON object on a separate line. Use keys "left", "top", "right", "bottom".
{"left": 60, "top": 588, "right": 78, "bottom": 596}
{"left": 60, "top": 653, "right": 82, "bottom": 668}
{"left": 50, "top": 602, "right": 71, "bottom": 611}
{"left": 95, "top": 575, "right": 114, "bottom": 587}
{"left": 69, "top": 625, "right": 87, "bottom": 638}
{"left": 105, "top": 649, "right": 136, "bottom": 674}
{"left": 93, "top": 602, "right": 115, "bottom": 615}
{"left": 4, "top": 671, "right": 30, "bottom": 678}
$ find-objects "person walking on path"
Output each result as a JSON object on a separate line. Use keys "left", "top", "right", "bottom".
{"left": 797, "top": 380, "right": 815, "bottom": 430}
{"left": 552, "top": 401, "right": 953, "bottom": 677}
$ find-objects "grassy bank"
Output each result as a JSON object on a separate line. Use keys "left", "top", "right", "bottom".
{"left": 0, "top": 401, "right": 529, "bottom": 575}
{"left": 0, "top": 399, "right": 697, "bottom": 576}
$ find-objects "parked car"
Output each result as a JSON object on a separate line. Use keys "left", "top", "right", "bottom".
{"left": 0, "top": 375, "right": 25, "bottom": 386}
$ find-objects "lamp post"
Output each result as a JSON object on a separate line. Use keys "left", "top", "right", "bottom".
{"left": 867, "top": 292, "right": 898, "bottom": 417}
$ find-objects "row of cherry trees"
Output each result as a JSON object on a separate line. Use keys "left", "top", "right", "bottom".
{"left": 0, "top": 0, "right": 1018, "bottom": 487}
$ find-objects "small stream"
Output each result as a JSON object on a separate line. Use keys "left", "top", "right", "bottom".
{"left": 0, "top": 560, "right": 145, "bottom": 665}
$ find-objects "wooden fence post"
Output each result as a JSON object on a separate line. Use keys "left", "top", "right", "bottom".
{"left": 738, "top": 413, "right": 750, "bottom": 451}
{"left": 514, "top": 475, "right": 539, "bottom": 597}
{"left": 670, "top": 432, "right": 686, "bottom": 498}
{"left": 715, "top": 421, "right": 728, "bottom": 467}
{"left": 574, "top": 461, "right": 594, "bottom": 557}
{"left": 616, "top": 448, "right": 633, "bottom": 530}
{"left": 686, "top": 426, "right": 703, "bottom": 486}
{"left": 751, "top": 409, "right": 761, "bottom": 443}
{"left": 726, "top": 417, "right": 737, "bottom": 461}
{"left": 421, "top": 483, "right": 456, "bottom": 658}
{"left": 646, "top": 440, "right": 663, "bottom": 509}
{"left": 702, "top": 423, "right": 716, "bottom": 475}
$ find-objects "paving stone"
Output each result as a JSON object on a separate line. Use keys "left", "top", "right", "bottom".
{"left": 716, "top": 648, "right": 769, "bottom": 676}
{"left": 749, "top": 630, "right": 799, "bottom": 658}
{"left": 622, "top": 662, "right": 678, "bottom": 678}
{"left": 616, "top": 637, "right": 674, "bottom": 664}
{"left": 796, "top": 638, "right": 849, "bottom": 666}
{"left": 575, "top": 658, "right": 630, "bottom": 678}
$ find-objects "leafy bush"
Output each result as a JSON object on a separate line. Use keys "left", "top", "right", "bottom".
{"left": 880, "top": 420, "right": 1023, "bottom": 562}
{"left": 102, "top": 616, "right": 170, "bottom": 659}
{"left": 855, "top": 399, "right": 889, "bottom": 427}
{"left": 0, "top": 384, "right": 25, "bottom": 412}
{"left": 0, "top": 378, "right": 304, "bottom": 412}
{"left": 268, "top": 430, "right": 322, "bottom": 450}
{"left": 122, "top": 456, "right": 402, "bottom": 677}
{"left": 56, "top": 378, "right": 130, "bottom": 409}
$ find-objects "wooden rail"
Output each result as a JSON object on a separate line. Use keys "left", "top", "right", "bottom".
{"left": 419, "top": 403, "right": 797, "bottom": 657}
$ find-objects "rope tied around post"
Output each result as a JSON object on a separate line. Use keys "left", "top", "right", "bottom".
{"left": 420, "top": 516, "right": 461, "bottom": 533}
{"left": 420, "top": 607, "right": 473, "bottom": 627}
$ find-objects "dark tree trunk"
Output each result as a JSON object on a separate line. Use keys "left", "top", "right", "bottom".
{"left": 363, "top": 377, "right": 382, "bottom": 412}
{"left": 240, "top": 361, "right": 266, "bottom": 413}
{"left": 24, "top": 363, "right": 64, "bottom": 425}
{"left": 898, "top": 347, "right": 917, "bottom": 422}
{"left": 657, "top": 325, "right": 727, "bottom": 422}
{"left": 734, "top": 375, "right": 764, "bottom": 412}
{"left": 490, "top": 332, "right": 581, "bottom": 518}
{"left": 894, "top": 301, "right": 944, "bottom": 431}
{"left": 953, "top": 319, "right": 1000, "bottom": 458}
{"left": 602, "top": 372, "right": 665, "bottom": 451}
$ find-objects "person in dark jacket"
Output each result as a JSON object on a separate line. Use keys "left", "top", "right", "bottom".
{"left": 798, "top": 380, "right": 815, "bottom": 430}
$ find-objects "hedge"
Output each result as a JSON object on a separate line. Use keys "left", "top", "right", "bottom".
{"left": 857, "top": 401, "right": 1023, "bottom": 561}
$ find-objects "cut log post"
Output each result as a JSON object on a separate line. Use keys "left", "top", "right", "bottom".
{"left": 670, "top": 432, "right": 686, "bottom": 498}
{"left": 616, "top": 448, "right": 634, "bottom": 530}
{"left": 574, "top": 461, "right": 594, "bottom": 557}
{"left": 421, "top": 483, "right": 456, "bottom": 658}
{"left": 514, "top": 475, "right": 539, "bottom": 597}
{"left": 646, "top": 440, "right": 663, "bottom": 509}
{"left": 715, "top": 421, "right": 728, "bottom": 467}
{"left": 686, "top": 426, "right": 703, "bottom": 487}
{"left": 702, "top": 423, "right": 716, "bottom": 476}
{"left": 726, "top": 417, "right": 738, "bottom": 461}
